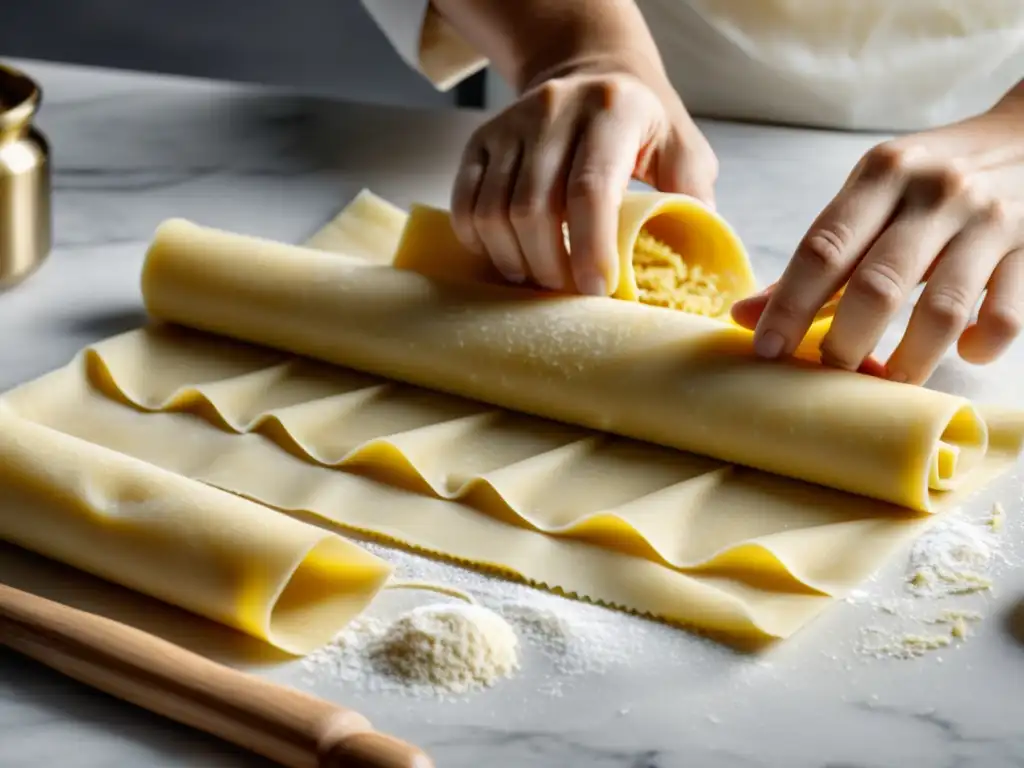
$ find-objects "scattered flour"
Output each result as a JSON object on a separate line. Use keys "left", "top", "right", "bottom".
{"left": 905, "top": 513, "right": 1003, "bottom": 598}
{"left": 848, "top": 500, "right": 1015, "bottom": 661}
{"left": 301, "top": 615, "right": 388, "bottom": 690}
{"left": 303, "top": 500, "right": 1015, "bottom": 685}
{"left": 858, "top": 627, "right": 953, "bottom": 660}
{"left": 989, "top": 501, "right": 1006, "bottom": 532}
{"left": 301, "top": 540, "right": 672, "bottom": 698}
{"left": 927, "top": 608, "right": 984, "bottom": 626}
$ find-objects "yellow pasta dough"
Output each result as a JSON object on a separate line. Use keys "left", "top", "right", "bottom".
{"left": 139, "top": 216, "right": 1007, "bottom": 512}
{"left": 0, "top": 407, "right": 391, "bottom": 654}
{"left": 388, "top": 190, "right": 832, "bottom": 355}
{"left": 3, "top": 189, "right": 1022, "bottom": 644}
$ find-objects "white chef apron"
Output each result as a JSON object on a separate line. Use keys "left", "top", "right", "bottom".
{"left": 361, "top": 0, "right": 1024, "bottom": 132}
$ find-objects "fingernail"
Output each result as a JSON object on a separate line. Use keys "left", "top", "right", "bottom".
{"left": 498, "top": 264, "right": 525, "bottom": 284}
{"left": 888, "top": 370, "right": 908, "bottom": 384}
{"left": 577, "top": 272, "right": 608, "bottom": 297}
{"left": 754, "top": 329, "right": 785, "bottom": 359}
{"left": 537, "top": 268, "right": 567, "bottom": 292}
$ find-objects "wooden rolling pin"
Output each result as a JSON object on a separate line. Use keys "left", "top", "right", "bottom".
{"left": 0, "top": 583, "right": 432, "bottom": 768}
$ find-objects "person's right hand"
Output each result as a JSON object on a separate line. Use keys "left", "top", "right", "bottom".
{"left": 449, "top": 67, "right": 717, "bottom": 296}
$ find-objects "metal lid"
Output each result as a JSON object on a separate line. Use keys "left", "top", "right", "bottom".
{"left": 0, "top": 62, "right": 50, "bottom": 290}
{"left": 0, "top": 64, "right": 40, "bottom": 136}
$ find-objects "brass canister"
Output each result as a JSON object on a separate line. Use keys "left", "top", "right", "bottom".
{"left": 0, "top": 63, "right": 51, "bottom": 290}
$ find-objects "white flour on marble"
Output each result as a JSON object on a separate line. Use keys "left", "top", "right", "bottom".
{"left": 848, "top": 500, "right": 1015, "bottom": 660}
{"left": 905, "top": 513, "right": 1003, "bottom": 597}
{"left": 300, "top": 541, "right": 673, "bottom": 698}
{"left": 364, "top": 602, "right": 520, "bottom": 695}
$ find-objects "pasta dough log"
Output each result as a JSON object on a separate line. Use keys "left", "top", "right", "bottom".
{"left": 141, "top": 217, "right": 1009, "bottom": 512}
{"left": 0, "top": 409, "right": 392, "bottom": 654}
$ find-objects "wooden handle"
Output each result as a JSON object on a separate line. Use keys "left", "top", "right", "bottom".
{"left": 0, "top": 583, "right": 432, "bottom": 768}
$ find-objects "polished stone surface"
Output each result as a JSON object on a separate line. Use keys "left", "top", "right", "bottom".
{"left": 2, "top": 59, "right": 1023, "bottom": 768}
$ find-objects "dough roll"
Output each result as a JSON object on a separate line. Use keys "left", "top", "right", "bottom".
{"left": 0, "top": 409, "right": 391, "bottom": 654}
{"left": 140, "top": 207, "right": 996, "bottom": 513}
{"left": 391, "top": 191, "right": 833, "bottom": 353}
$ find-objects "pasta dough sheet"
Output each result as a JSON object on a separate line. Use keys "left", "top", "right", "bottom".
{"left": 5, "top": 354, "right": 838, "bottom": 639}
{"left": 3, "top": 189, "right": 1022, "bottom": 643}
{"left": 140, "top": 204, "right": 1018, "bottom": 513}
{"left": 0, "top": 406, "right": 391, "bottom": 654}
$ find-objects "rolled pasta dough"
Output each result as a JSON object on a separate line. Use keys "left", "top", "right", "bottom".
{"left": 4, "top": 190, "right": 1021, "bottom": 644}
{"left": 0, "top": 408, "right": 391, "bottom": 654}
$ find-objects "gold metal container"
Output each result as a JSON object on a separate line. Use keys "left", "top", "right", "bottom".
{"left": 0, "top": 63, "right": 51, "bottom": 290}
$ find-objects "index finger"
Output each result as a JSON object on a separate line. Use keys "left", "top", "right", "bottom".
{"left": 563, "top": 114, "right": 642, "bottom": 296}
{"left": 754, "top": 178, "right": 899, "bottom": 358}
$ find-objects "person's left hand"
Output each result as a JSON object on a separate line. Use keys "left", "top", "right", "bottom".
{"left": 731, "top": 85, "right": 1024, "bottom": 385}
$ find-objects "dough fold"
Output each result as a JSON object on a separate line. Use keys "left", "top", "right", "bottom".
{"left": 140, "top": 211, "right": 1002, "bottom": 512}
{"left": 0, "top": 408, "right": 391, "bottom": 654}
{"left": 4, "top": 189, "right": 1022, "bottom": 644}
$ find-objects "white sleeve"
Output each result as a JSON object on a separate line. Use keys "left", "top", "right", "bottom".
{"left": 360, "top": 0, "right": 489, "bottom": 91}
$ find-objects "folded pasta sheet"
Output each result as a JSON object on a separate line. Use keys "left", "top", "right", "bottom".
{"left": 0, "top": 408, "right": 392, "bottom": 654}
{"left": 4, "top": 189, "right": 1022, "bottom": 643}
{"left": 140, "top": 205, "right": 1019, "bottom": 513}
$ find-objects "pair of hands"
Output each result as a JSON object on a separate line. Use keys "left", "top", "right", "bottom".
{"left": 449, "top": 66, "right": 1024, "bottom": 385}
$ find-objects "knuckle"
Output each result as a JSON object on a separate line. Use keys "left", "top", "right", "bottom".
{"left": 818, "top": 338, "right": 860, "bottom": 371}
{"left": 450, "top": 184, "right": 474, "bottom": 217}
{"left": 910, "top": 165, "right": 971, "bottom": 207}
{"left": 859, "top": 142, "right": 916, "bottom": 180}
{"left": 532, "top": 79, "right": 565, "bottom": 113}
{"left": 849, "top": 262, "right": 905, "bottom": 313}
{"left": 508, "top": 196, "right": 546, "bottom": 226}
{"left": 763, "top": 290, "right": 805, "bottom": 324}
{"left": 464, "top": 125, "right": 494, "bottom": 157}
{"left": 933, "top": 166, "right": 971, "bottom": 202}
{"left": 705, "top": 151, "right": 721, "bottom": 181}
{"left": 566, "top": 171, "right": 608, "bottom": 206}
{"left": 975, "top": 199, "right": 1012, "bottom": 228}
{"left": 985, "top": 303, "right": 1024, "bottom": 341}
{"left": 474, "top": 194, "right": 506, "bottom": 223}
{"left": 465, "top": 125, "right": 487, "bottom": 148}
{"left": 683, "top": 139, "right": 720, "bottom": 182}
{"left": 798, "top": 224, "right": 854, "bottom": 273}
{"left": 920, "top": 284, "right": 975, "bottom": 331}
{"left": 582, "top": 75, "right": 631, "bottom": 112}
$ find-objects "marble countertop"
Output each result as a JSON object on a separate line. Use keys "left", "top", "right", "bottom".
{"left": 2, "top": 59, "right": 1024, "bottom": 768}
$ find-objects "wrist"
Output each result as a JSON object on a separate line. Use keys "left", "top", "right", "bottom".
{"left": 508, "top": 1, "right": 668, "bottom": 94}
{"left": 991, "top": 80, "right": 1024, "bottom": 117}
{"left": 518, "top": 50, "right": 667, "bottom": 94}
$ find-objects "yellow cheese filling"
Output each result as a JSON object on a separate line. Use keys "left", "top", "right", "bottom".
{"left": 632, "top": 229, "right": 727, "bottom": 317}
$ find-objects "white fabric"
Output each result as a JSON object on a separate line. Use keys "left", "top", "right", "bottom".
{"left": 360, "top": 0, "right": 431, "bottom": 74}
{"left": 362, "top": 0, "right": 1024, "bottom": 132}
{"left": 651, "top": 0, "right": 1024, "bottom": 131}
{"left": 360, "top": 0, "right": 486, "bottom": 91}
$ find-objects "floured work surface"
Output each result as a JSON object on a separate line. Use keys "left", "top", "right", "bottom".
{"left": 4, "top": 190, "right": 1023, "bottom": 646}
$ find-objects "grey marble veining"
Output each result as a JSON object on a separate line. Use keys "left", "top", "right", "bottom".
{"left": 2, "top": 59, "right": 1024, "bottom": 768}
